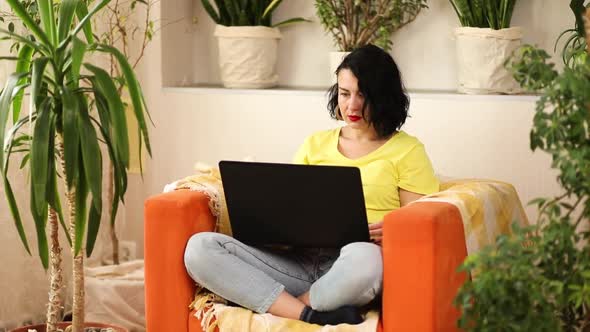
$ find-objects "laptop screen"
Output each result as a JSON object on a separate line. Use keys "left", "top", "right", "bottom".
{"left": 219, "top": 161, "right": 370, "bottom": 248}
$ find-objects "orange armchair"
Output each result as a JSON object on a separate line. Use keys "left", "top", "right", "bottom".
{"left": 144, "top": 189, "right": 470, "bottom": 332}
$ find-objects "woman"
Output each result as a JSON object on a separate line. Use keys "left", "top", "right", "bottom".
{"left": 184, "top": 44, "right": 439, "bottom": 326}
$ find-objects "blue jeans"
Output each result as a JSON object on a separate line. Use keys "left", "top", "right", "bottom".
{"left": 184, "top": 232, "right": 383, "bottom": 314}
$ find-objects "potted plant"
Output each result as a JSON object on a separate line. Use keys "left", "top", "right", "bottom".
{"left": 454, "top": 2, "right": 590, "bottom": 330}
{"left": 314, "top": 0, "right": 428, "bottom": 80}
{"left": 449, "top": 0, "right": 522, "bottom": 94}
{"left": 201, "top": 0, "right": 307, "bottom": 89}
{"left": 0, "top": 0, "right": 151, "bottom": 331}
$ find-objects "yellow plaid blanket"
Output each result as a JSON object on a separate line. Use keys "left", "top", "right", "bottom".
{"left": 189, "top": 287, "right": 379, "bottom": 332}
{"left": 418, "top": 178, "right": 529, "bottom": 255}
{"left": 164, "top": 163, "right": 232, "bottom": 236}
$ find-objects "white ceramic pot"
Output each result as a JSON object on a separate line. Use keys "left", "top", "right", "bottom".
{"left": 329, "top": 51, "right": 350, "bottom": 84}
{"left": 214, "top": 25, "right": 282, "bottom": 89}
{"left": 455, "top": 27, "right": 523, "bottom": 94}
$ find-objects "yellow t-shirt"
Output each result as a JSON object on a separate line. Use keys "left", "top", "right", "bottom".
{"left": 293, "top": 128, "right": 439, "bottom": 223}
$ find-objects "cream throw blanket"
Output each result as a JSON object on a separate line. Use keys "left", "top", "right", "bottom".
{"left": 420, "top": 178, "right": 529, "bottom": 255}
{"left": 165, "top": 166, "right": 529, "bottom": 332}
{"left": 163, "top": 163, "right": 232, "bottom": 236}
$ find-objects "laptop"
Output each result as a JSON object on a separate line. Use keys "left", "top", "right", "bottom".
{"left": 219, "top": 160, "right": 370, "bottom": 248}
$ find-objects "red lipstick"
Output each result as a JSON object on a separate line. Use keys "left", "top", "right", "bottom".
{"left": 348, "top": 115, "right": 361, "bottom": 122}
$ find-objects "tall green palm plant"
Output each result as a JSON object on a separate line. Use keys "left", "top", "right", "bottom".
{"left": 0, "top": 0, "right": 151, "bottom": 330}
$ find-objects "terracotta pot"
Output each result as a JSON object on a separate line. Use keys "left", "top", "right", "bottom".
{"left": 11, "top": 322, "right": 128, "bottom": 332}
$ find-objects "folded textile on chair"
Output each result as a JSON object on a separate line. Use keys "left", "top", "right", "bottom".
{"left": 189, "top": 287, "right": 379, "bottom": 332}
{"left": 164, "top": 163, "right": 232, "bottom": 236}
{"left": 417, "top": 179, "right": 529, "bottom": 255}
{"left": 165, "top": 164, "right": 380, "bottom": 332}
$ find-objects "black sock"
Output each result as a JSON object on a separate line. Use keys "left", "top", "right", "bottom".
{"left": 299, "top": 305, "right": 363, "bottom": 325}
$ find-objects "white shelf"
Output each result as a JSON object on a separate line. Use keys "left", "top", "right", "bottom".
{"left": 162, "top": 84, "right": 541, "bottom": 102}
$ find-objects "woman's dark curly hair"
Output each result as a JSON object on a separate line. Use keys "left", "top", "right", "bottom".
{"left": 327, "top": 44, "right": 409, "bottom": 139}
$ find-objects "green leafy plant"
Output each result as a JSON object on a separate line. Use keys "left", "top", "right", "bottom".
{"left": 455, "top": 2, "right": 590, "bottom": 331}
{"left": 455, "top": 224, "right": 563, "bottom": 332}
{"left": 0, "top": 0, "right": 151, "bottom": 330}
{"left": 314, "top": 0, "right": 428, "bottom": 52}
{"left": 201, "top": 0, "right": 307, "bottom": 27}
{"left": 449, "top": 0, "right": 518, "bottom": 29}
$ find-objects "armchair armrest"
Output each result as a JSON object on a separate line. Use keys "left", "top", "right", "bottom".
{"left": 144, "top": 190, "right": 216, "bottom": 332}
{"left": 382, "top": 201, "right": 467, "bottom": 332}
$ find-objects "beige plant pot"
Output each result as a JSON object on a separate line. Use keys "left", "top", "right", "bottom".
{"left": 10, "top": 322, "right": 127, "bottom": 332}
{"left": 455, "top": 27, "right": 523, "bottom": 94}
{"left": 329, "top": 51, "right": 350, "bottom": 84}
{"left": 214, "top": 25, "right": 282, "bottom": 89}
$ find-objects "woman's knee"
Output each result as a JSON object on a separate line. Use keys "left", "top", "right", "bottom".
{"left": 311, "top": 242, "right": 383, "bottom": 310}
{"left": 340, "top": 242, "right": 383, "bottom": 285}
{"left": 183, "top": 232, "right": 228, "bottom": 282}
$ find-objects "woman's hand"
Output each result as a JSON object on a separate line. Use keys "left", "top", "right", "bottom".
{"left": 369, "top": 221, "right": 383, "bottom": 245}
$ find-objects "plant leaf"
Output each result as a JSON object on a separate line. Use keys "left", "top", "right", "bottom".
{"left": 2, "top": 176, "right": 31, "bottom": 254}
{"left": 61, "top": 87, "right": 79, "bottom": 189}
{"left": 29, "top": 101, "right": 53, "bottom": 270}
{"left": 68, "top": 36, "right": 87, "bottom": 87}
{"left": 272, "top": 17, "right": 310, "bottom": 28}
{"left": 201, "top": 0, "right": 220, "bottom": 23}
{"left": 4, "top": 0, "right": 52, "bottom": 46}
{"left": 37, "top": 0, "right": 58, "bottom": 46}
{"left": 75, "top": 0, "right": 94, "bottom": 43}
{"left": 0, "top": 29, "right": 48, "bottom": 55}
{"left": 13, "top": 45, "right": 34, "bottom": 124}
{"left": 1, "top": 115, "right": 36, "bottom": 256}
{"left": 30, "top": 57, "right": 50, "bottom": 119}
{"left": 91, "top": 116, "right": 124, "bottom": 227}
{"left": 70, "top": 0, "right": 111, "bottom": 41}
{"left": 86, "top": 202, "right": 101, "bottom": 257}
{"left": 74, "top": 153, "right": 88, "bottom": 255}
{"left": 262, "top": 0, "right": 282, "bottom": 19}
{"left": 77, "top": 96, "right": 102, "bottom": 212}
{"left": 86, "top": 63, "right": 129, "bottom": 167}
{"left": 95, "top": 44, "right": 151, "bottom": 158}
{"left": 48, "top": 157, "right": 71, "bottom": 247}
{"left": 58, "top": 0, "right": 79, "bottom": 42}
{"left": 30, "top": 97, "right": 53, "bottom": 219}
{"left": 0, "top": 73, "right": 28, "bottom": 171}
